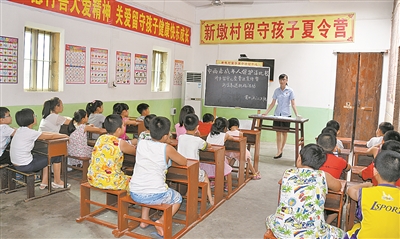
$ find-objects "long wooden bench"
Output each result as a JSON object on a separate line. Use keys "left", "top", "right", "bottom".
{"left": 67, "top": 155, "right": 90, "bottom": 182}
{"left": 112, "top": 195, "right": 173, "bottom": 238}
{"left": 76, "top": 182, "right": 126, "bottom": 229}
{"left": 5, "top": 166, "right": 40, "bottom": 201}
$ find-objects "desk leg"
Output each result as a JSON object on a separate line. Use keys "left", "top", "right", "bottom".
{"left": 186, "top": 165, "right": 199, "bottom": 226}
{"left": 295, "top": 122, "right": 299, "bottom": 161}
{"left": 253, "top": 134, "right": 260, "bottom": 172}
{"left": 62, "top": 155, "right": 67, "bottom": 188}
{"left": 214, "top": 152, "right": 224, "bottom": 204}
{"left": 251, "top": 119, "right": 256, "bottom": 130}
{"left": 47, "top": 157, "right": 52, "bottom": 193}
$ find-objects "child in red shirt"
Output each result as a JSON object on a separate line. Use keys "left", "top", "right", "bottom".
{"left": 198, "top": 113, "right": 214, "bottom": 136}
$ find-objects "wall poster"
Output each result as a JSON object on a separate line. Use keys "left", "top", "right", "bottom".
{"left": 90, "top": 47, "right": 108, "bottom": 84}
{"left": 116, "top": 51, "right": 131, "bottom": 84}
{"left": 0, "top": 36, "right": 18, "bottom": 84}
{"left": 65, "top": 44, "right": 86, "bottom": 84}
{"left": 134, "top": 54, "right": 147, "bottom": 84}
{"left": 174, "top": 60, "right": 184, "bottom": 85}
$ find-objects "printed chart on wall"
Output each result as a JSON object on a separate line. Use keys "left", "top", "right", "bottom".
{"left": 116, "top": 51, "right": 131, "bottom": 84}
{"left": 174, "top": 60, "right": 184, "bottom": 85}
{"left": 65, "top": 44, "right": 86, "bottom": 84}
{"left": 90, "top": 48, "right": 108, "bottom": 84}
{"left": 0, "top": 36, "right": 18, "bottom": 84}
{"left": 134, "top": 54, "right": 147, "bottom": 84}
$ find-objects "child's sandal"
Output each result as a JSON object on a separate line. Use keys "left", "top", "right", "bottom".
{"left": 253, "top": 172, "right": 261, "bottom": 180}
{"left": 39, "top": 184, "right": 48, "bottom": 190}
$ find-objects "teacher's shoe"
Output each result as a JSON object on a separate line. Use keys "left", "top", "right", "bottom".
{"left": 273, "top": 153, "right": 282, "bottom": 159}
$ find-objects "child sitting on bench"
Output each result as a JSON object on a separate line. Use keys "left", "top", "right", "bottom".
{"left": 129, "top": 116, "right": 187, "bottom": 237}
{"left": 0, "top": 107, "right": 15, "bottom": 165}
{"left": 266, "top": 144, "right": 344, "bottom": 239}
{"left": 87, "top": 114, "right": 136, "bottom": 190}
{"left": 10, "top": 108, "right": 69, "bottom": 189}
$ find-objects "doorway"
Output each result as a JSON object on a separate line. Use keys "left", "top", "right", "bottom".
{"left": 333, "top": 52, "right": 383, "bottom": 142}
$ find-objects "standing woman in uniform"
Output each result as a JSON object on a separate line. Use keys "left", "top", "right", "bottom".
{"left": 264, "top": 74, "right": 299, "bottom": 159}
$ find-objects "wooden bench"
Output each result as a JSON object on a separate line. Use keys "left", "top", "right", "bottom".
{"left": 264, "top": 229, "right": 277, "bottom": 239}
{"left": 324, "top": 179, "right": 347, "bottom": 228}
{"left": 67, "top": 156, "right": 90, "bottom": 182}
{"left": 5, "top": 166, "right": 40, "bottom": 201}
{"left": 350, "top": 165, "right": 366, "bottom": 182}
{"left": 112, "top": 195, "right": 173, "bottom": 238}
{"left": 76, "top": 182, "right": 127, "bottom": 229}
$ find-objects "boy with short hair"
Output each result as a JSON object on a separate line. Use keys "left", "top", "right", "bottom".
{"left": 0, "top": 107, "right": 15, "bottom": 165}
{"left": 367, "top": 122, "right": 394, "bottom": 148}
{"left": 10, "top": 108, "right": 70, "bottom": 189}
{"left": 345, "top": 150, "right": 400, "bottom": 239}
{"left": 318, "top": 133, "right": 351, "bottom": 179}
{"left": 138, "top": 114, "right": 156, "bottom": 140}
{"left": 177, "top": 114, "right": 214, "bottom": 206}
{"left": 326, "top": 120, "right": 344, "bottom": 150}
{"left": 198, "top": 113, "right": 214, "bottom": 136}
{"left": 136, "top": 103, "right": 150, "bottom": 121}
{"left": 129, "top": 116, "right": 187, "bottom": 236}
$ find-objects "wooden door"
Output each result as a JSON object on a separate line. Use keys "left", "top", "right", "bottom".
{"left": 333, "top": 53, "right": 383, "bottom": 141}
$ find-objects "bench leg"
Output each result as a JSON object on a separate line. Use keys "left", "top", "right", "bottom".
{"left": 7, "top": 169, "right": 16, "bottom": 190}
{"left": 81, "top": 161, "right": 89, "bottom": 182}
{"left": 200, "top": 184, "right": 207, "bottom": 216}
{"left": 163, "top": 205, "right": 173, "bottom": 239}
{"left": 26, "top": 175, "right": 35, "bottom": 199}
{"left": 76, "top": 185, "right": 91, "bottom": 221}
{"left": 113, "top": 196, "right": 129, "bottom": 238}
{"left": 0, "top": 167, "right": 8, "bottom": 190}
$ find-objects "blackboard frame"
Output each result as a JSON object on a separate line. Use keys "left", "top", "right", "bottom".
{"left": 204, "top": 64, "right": 269, "bottom": 110}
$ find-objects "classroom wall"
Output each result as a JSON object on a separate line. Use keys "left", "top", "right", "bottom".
{"left": 192, "top": 1, "right": 393, "bottom": 144}
{"left": 0, "top": 1, "right": 394, "bottom": 144}
{"left": 0, "top": 0, "right": 195, "bottom": 107}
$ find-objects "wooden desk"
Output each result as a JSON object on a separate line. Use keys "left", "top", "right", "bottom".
{"left": 350, "top": 165, "right": 366, "bottom": 182}
{"left": 125, "top": 121, "right": 145, "bottom": 138}
{"left": 225, "top": 137, "right": 248, "bottom": 188}
{"left": 353, "top": 147, "right": 373, "bottom": 166}
{"left": 199, "top": 145, "right": 225, "bottom": 205}
{"left": 345, "top": 181, "right": 360, "bottom": 231}
{"left": 337, "top": 137, "right": 368, "bottom": 149}
{"left": 240, "top": 129, "right": 261, "bottom": 172}
{"left": 338, "top": 148, "right": 351, "bottom": 163}
{"left": 167, "top": 159, "right": 199, "bottom": 230}
{"left": 249, "top": 114, "right": 309, "bottom": 161}
{"left": 32, "top": 138, "right": 69, "bottom": 193}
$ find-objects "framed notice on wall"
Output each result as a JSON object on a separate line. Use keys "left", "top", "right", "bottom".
{"left": 116, "top": 51, "right": 131, "bottom": 84}
{"left": 134, "top": 54, "right": 147, "bottom": 84}
{"left": 65, "top": 44, "right": 86, "bottom": 84}
{"left": 90, "top": 47, "right": 108, "bottom": 84}
{"left": 0, "top": 36, "right": 18, "bottom": 84}
{"left": 174, "top": 60, "right": 184, "bottom": 85}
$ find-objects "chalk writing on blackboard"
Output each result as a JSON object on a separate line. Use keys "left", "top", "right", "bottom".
{"left": 205, "top": 64, "right": 269, "bottom": 109}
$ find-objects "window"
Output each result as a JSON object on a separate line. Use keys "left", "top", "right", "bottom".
{"left": 151, "top": 49, "right": 169, "bottom": 92}
{"left": 24, "top": 27, "right": 60, "bottom": 91}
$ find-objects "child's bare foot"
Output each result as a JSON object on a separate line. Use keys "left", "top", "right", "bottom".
{"left": 155, "top": 220, "right": 164, "bottom": 236}
{"left": 139, "top": 222, "right": 149, "bottom": 228}
{"left": 209, "top": 196, "right": 214, "bottom": 206}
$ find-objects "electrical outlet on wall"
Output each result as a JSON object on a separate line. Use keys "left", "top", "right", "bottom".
{"left": 170, "top": 108, "right": 176, "bottom": 115}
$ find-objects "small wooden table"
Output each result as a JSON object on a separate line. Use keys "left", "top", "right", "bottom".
{"left": 353, "top": 147, "right": 373, "bottom": 166}
{"left": 167, "top": 159, "right": 199, "bottom": 229}
{"left": 199, "top": 145, "right": 225, "bottom": 205}
{"left": 125, "top": 121, "right": 145, "bottom": 138}
{"left": 32, "top": 138, "right": 70, "bottom": 193}
{"left": 249, "top": 114, "right": 309, "bottom": 160}
{"left": 225, "top": 137, "right": 248, "bottom": 188}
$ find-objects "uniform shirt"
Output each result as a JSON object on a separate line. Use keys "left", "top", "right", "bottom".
{"left": 10, "top": 127, "right": 41, "bottom": 166}
{"left": 39, "top": 113, "right": 66, "bottom": 133}
{"left": 366, "top": 136, "right": 382, "bottom": 148}
{"left": 346, "top": 185, "right": 400, "bottom": 239}
{"left": 88, "top": 113, "right": 105, "bottom": 139}
{"left": 319, "top": 153, "right": 348, "bottom": 179}
{"left": 177, "top": 134, "right": 207, "bottom": 160}
{"left": 129, "top": 140, "right": 168, "bottom": 194}
{"left": 272, "top": 86, "right": 295, "bottom": 117}
{"left": 0, "top": 124, "right": 14, "bottom": 156}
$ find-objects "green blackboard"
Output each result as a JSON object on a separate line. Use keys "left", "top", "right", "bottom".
{"left": 205, "top": 64, "right": 269, "bottom": 109}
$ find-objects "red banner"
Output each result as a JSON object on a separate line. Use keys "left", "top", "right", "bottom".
{"left": 9, "top": 0, "right": 191, "bottom": 46}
